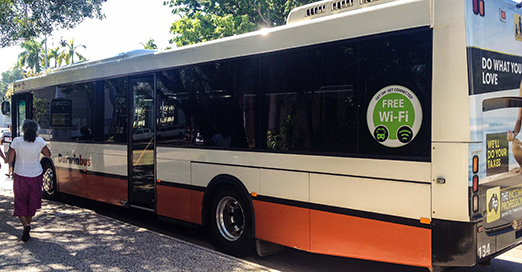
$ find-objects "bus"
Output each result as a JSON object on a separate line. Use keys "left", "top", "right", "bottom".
{"left": 6, "top": 0, "right": 522, "bottom": 270}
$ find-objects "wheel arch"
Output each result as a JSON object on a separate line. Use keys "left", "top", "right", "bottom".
{"left": 201, "top": 174, "right": 256, "bottom": 237}
{"left": 40, "top": 156, "right": 60, "bottom": 200}
{"left": 40, "top": 156, "right": 55, "bottom": 170}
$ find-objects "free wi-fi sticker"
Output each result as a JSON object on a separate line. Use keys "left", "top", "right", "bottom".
{"left": 367, "top": 85, "right": 422, "bottom": 148}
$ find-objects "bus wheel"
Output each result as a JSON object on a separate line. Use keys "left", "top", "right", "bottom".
{"left": 209, "top": 186, "right": 253, "bottom": 255}
{"left": 42, "top": 162, "right": 59, "bottom": 200}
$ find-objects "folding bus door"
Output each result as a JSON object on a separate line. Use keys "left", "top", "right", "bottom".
{"left": 128, "top": 75, "right": 156, "bottom": 211}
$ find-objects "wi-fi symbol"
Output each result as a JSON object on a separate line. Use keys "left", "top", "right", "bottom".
{"left": 397, "top": 126, "right": 413, "bottom": 143}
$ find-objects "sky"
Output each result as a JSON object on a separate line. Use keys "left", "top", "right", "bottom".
{"left": 0, "top": 0, "right": 178, "bottom": 73}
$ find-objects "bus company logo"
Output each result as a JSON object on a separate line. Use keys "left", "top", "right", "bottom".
{"left": 487, "top": 186, "right": 501, "bottom": 223}
{"left": 488, "top": 193, "right": 499, "bottom": 213}
{"left": 367, "top": 85, "right": 422, "bottom": 148}
{"left": 58, "top": 153, "right": 91, "bottom": 167}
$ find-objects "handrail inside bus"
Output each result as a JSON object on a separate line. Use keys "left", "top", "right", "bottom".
{"left": 482, "top": 97, "right": 522, "bottom": 112}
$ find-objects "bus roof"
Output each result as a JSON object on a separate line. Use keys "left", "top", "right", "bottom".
{"left": 13, "top": 0, "right": 430, "bottom": 93}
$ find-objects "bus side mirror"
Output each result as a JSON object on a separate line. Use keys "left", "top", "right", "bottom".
{"left": 1, "top": 101, "right": 10, "bottom": 115}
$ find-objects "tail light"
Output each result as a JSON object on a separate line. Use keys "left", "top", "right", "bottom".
{"left": 473, "top": 195, "right": 479, "bottom": 212}
{"left": 473, "top": 0, "right": 485, "bottom": 16}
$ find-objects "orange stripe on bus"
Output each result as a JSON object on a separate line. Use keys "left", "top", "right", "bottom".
{"left": 157, "top": 186, "right": 192, "bottom": 222}
{"left": 253, "top": 200, "right": 310, "bottom": 251}
{"left": 56, "top": 169, "right": 127, "bottom": 206}
{"left": 156, "top": 185, "right": 204, "bottom": 225}
{"left": 191, "top": 190, "right": 204, "bottom": 225}
{"left": 253, "top": 200, "right": 431, "bottom": 268}
{"left": 310, "top": 210, "right": 431, "bottom": 268}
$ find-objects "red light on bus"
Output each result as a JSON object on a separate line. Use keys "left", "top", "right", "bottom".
{"left": 473, "top": 175, "right": 479, "bottom": 192}
{"left": 473, "top": 155, "right": 479, "bottom": 173}
{"left": 473, "top": 0, "right": 485, "bottom": 16}
{"left": 477, "top": 225, "right": 484, "bottom": 233}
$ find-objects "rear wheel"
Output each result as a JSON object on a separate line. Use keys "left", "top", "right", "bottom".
{"left": 42, "top": 161, "right": 59, "bottom": 200}
{"left": 209, "top": 186, "right": 253, "bottom": 255}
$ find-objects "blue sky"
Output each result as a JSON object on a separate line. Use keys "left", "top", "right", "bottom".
{"left": 0, "top": 0, "right": 177, "bottom": 73}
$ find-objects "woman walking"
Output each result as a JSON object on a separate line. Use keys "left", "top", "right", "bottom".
{"left": 8, "top": 120, "right": 51, "bottom": 242}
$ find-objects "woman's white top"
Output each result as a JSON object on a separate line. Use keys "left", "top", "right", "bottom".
{"left": 11, "top": 137, "right": 46, "bottom": 177}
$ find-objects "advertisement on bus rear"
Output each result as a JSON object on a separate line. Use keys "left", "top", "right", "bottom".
{"left": 467, "top": 0, "right": 522, "bottom": 229}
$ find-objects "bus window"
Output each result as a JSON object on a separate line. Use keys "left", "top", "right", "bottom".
{"left": 104, "top": 78, "right": 128, "bottom": 143}
{"left": 158, "top": 58, "right": 258, "bottom": 149}
{"left": 157, "top": 69, "right": 189, "bottom": 146}
{"left": 33, "top": 83, "right": 95, "bottom": 142}
{"left": 261, "top": 42, "right": 358, "bottom": 155}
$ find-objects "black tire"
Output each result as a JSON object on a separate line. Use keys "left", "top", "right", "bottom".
{"left": 208, "top": 186, "right": 253, "bottom": 256}
{"left": 42, "top": 161, "right": 59, "bottom": 200}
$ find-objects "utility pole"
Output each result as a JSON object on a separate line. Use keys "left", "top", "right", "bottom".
{"left": 44, "top": 36, "right": 48, "bottom": 71}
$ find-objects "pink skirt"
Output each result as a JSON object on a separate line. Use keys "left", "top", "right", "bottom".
{"left": 13, "top": 173, "right": 43, "bottom": 217}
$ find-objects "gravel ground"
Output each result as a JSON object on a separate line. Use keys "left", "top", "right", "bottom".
{"left": 0, "top": 165, "right": 276, "bottom": 272}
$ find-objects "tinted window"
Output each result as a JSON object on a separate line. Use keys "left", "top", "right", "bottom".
{"left": 35, "top": 28, "right": 432, "bottom": 161}
{"left": 33, "top": 83, "right": 95, "bottom": 142}
{"left": 358, "top": 29, "right": 432, "bottom": 159}
{"left": 157, "top": 69, "right": 190, "bottom": 146}
{"left": 157, "top": 58, "right": 258, "bottom": 149}
{"left": 103, "top": 78, "right": 128, "bottom": 143}
{"left": 260, "top": 43, "right": 358, "bottom": 154}
{"left": 258, "top": 28, "right": 431, "bottom": 159}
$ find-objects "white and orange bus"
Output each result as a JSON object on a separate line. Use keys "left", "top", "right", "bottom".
{"left": 6, "top": 0, "right": 522, "bottom": 270}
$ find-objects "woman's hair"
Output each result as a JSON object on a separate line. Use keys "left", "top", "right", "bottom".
{"left": 22, "top": 119, "right": 39, "bottom": 142}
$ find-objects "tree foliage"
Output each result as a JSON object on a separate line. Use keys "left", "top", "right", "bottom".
{"left": 60, "top": 38, "right": 86, "bottom": 65}
{"left": 141, "top": 38, "right": 158, "bottom": 50}
{"left": 0, "top": 69, "right": 23, "bottom": 98}
{"left": 17, "top": 39, "right": 45, "bottom": 73}
{"left": 47, "top": 45, "right": 63, "bottom": 68}
{"left": 0, "top": 0, "right": 106, "bottom": 48}
{"left": 13, "top": 37, "right": 85, "bottom": 75}
{"left": 164, "top": 0, "right": 315, "bottom": 46}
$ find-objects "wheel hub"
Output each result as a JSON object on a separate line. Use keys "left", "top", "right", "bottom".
{"left": 216, "top": 196, "right": 245, "bottom": 241}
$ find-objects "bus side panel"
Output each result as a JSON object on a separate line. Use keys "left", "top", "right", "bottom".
{"left": 309, "top": 173, "right": 432, "bottom": 267}
{"left": 253, "top": 200, "right": 310, "bottom": 251}
{"left": 310, "top": 210, "right": 432, "bottom": 268}
{"left": 56, "top": 169, "right": 127, "bottom": 206}
{"left": 156, "top": 156, "right": 195, "bottom": 223}
{"left": 190, "top": 190, "right": 204, "bottom": 225}
{"left": 155, "top": 185, "right": 203, "bottom": 225}
{"left": 310, "top": 174, "right": 432, "bottom": 224}
{"left": 157, "top": 185, "right": 192, "bottom": 223}
{"left": 191, "top": 163, "right": 260, "bottom": 196}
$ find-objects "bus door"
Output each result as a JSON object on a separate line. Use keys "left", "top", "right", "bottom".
{"left": 11, "top": 92, "right": 33, "bottom": 137}
{"left": 128, "top": 75, "right": 156, "bottom": 211}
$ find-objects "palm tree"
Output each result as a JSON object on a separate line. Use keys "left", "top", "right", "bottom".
{"left": 141, "top": 38, "right": 158, "bottom": 50}
{"left": 17, "top": 39, "right": 45, "bottom": 73}
{"left": 47, "top": 46, "right": 64, "bottom": 68}
{"left": 60, "top": 38, "right": 87, "bottom": 65}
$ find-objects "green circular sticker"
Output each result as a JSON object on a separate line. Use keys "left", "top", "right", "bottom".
{"left": 367, "top": 85, "right": 422, "bottom": 148}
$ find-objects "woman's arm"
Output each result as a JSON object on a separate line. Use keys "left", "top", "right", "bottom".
{"left": 7, "top": 148, "right": 15, "bottom": 163}
{"left": 41, "top": 146, "right": 51, "bottom": 157}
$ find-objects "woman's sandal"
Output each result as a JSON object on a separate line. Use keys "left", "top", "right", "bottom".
{"left": 21, "top": 225, "right": 30, "bottom": 242}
